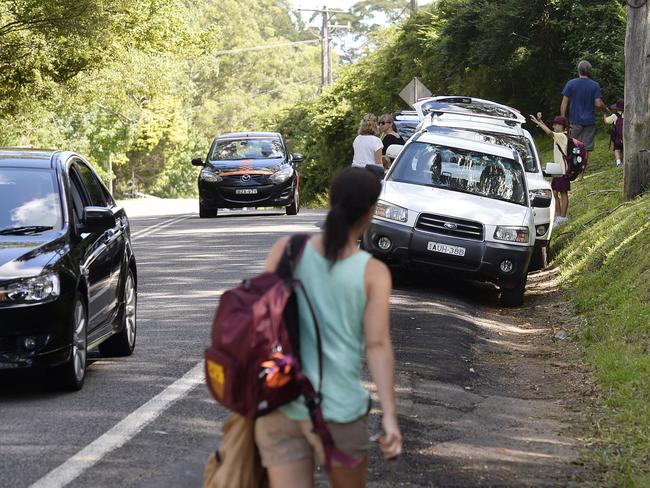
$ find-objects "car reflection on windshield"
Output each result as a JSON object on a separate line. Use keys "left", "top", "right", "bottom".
{"left": 389, "top": 142, "right": 527, "bottom": 206}
{"left": 0, "top": 168, "right": 63, "bottom": 230}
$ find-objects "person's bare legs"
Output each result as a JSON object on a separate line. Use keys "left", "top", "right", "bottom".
{"left": 554, "top": 190, "right": 561, "bottom": 217}
{"left": 267, "top": 458, "right": 314, "bottom": 488}
{"left": 327, "top": 456, "right": 369, "bottom": 488}
{"left": 558, "top": 191, "right": 569, "bottom": 217}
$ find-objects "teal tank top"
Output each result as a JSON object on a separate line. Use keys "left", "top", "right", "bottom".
{"left": 280, "top": 240, "right": 371, "bottom": 423}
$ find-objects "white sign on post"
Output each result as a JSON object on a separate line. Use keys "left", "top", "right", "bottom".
{"left": 399, "top": 77, "right": 432, "bottom": 108}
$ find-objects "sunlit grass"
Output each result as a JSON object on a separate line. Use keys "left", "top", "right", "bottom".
{"left": 539, "top": 129, "right": 650, "bottom": 486}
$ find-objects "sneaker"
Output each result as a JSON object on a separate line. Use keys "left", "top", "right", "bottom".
{"left": 553, "top": 216, "right": 567, "bottom": 230}
{"left": 616, "top": 159, "right": 622, "bottom": 167}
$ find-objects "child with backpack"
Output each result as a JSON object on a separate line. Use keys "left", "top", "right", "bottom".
{"left": 255, "top": 168, "right": 402, "bottom": 487}
{"left": 605, "top": 98, "right": 624, "bottom": 167}
{"left": 529, "top": 113, "right": 572, "bottom": 228}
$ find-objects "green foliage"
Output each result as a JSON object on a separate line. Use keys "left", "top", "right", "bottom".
{"left": 541, "top": 131, "right": 650, "bottom": 486}
{"left": 273, "top": 0, "right": 626, "bottom": 204}
{"left": 0, "top": 0, "right": 321, "bottom": 198}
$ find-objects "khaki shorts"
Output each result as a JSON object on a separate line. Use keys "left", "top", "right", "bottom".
{"left": 255, "top": 410, "right": 369, "bottom": 468}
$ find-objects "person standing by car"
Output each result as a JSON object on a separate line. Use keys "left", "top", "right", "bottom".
{"left": 530, "top": 113, "right": 571, "bottom": 228}
{"left": 352, "top": 113, "right": 384, "bottom": 169}
{"left": 256, "top": 168, "right": 402, "bottom": 488}
{"left": 560, "top": 60, "right": 611, "bottom": 179}
{"left": 379, "top": 114, "right": 405, "bottom": 169}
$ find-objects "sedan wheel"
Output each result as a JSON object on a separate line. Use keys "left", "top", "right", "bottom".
{"left": 99, "top": 269, "right": 137, "bottom": 357}
{"left": 285, "top": 188, "right": 299, "bottom": 215}
{"left": 56, "top": 294, "right": 87, "bottom": 391}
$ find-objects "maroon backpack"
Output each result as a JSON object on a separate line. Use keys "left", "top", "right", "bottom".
{"left": 204, "top": 234, "right": 358, "bottom": 470}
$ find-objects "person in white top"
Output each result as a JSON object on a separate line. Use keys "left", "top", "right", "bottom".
{"left": 352, "top": 114, "right": 383, "bottom": 169}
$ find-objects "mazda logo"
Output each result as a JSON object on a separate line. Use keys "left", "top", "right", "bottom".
{"left": 443, "top": 222, "right": 458, "bottom": 230}
{"left": 240, "top": 174, "right": 251, "bottom": 182}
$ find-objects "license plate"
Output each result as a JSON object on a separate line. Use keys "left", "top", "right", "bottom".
{"left": 235, "top": 188, "right": 258, "bottom": 195}
{"left": 427, "top": 241, "right": 466, "bottom": 256}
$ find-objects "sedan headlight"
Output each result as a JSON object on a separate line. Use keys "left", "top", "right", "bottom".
{"left": 0, "top": 273, "right": 60, "bottom": 306}
{"left": 200, "top": 169, "right": 223, "bottom": 183}
{"left": 494, "top": 226, "right": 529, "bottom": 244}
{"left": 375, "top": 201, "right": 408, "bottom": 223}
{"left": 270, "top": 165, "right": 294, "bottom": 184}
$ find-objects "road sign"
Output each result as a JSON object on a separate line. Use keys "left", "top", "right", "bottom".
{"left": 399, "top": 77, "right": 432, "bottom": 108}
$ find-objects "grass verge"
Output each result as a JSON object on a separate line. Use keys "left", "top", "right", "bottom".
{"left": 537, "top": 130, "right": 650, "bottom": 486}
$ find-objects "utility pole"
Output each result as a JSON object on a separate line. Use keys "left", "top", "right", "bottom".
{"left": 297, "top": 6, "right": 348, "bottom": 88}
{"left": 410, "top": 0, "right": 418, "bottom": 13}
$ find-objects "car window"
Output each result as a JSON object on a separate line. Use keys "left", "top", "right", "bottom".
{"left": 72, "top": 160, "right": 108, "bottom": 207}
{"left": 210, "top": 138, "right": 284, "bottom": 161}
{"left": 0, "top": 168, "right": 63, "bottom": 230}
{"left": 68, "top": 170, "right": 86, "bottom": 225}
{"left": 389, "top": 142, "right": 527, "bottom": 206}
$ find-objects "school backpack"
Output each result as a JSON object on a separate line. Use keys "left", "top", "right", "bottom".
{"left": 556, "top": 137, "right": 587, "bottom": 181}
{"left": 609, "top": 113, "right": 624, "bottom": 148}
{"left": 204, "top": 234, "right": 358, "bottom": 471}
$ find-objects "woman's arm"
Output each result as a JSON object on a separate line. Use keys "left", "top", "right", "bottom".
{"left": 374, "top": 147, "right": 383, "bottom": 165}
{"left": 262, "top": 236, "right": 290, "bottom": 272}
{"left": 364, "top": 258, "right": 402, "bottom": 459}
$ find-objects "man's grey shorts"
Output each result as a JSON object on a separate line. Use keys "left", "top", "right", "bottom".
{"left": 570, "top": 124, "right": 596, "bottom": 151}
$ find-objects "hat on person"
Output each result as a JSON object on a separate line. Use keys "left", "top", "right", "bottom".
{"left": 610, "top": 98, "right": 624, "bottom": 111}
{"left": 553, "top": 116, "right": 569, "bottom": 128}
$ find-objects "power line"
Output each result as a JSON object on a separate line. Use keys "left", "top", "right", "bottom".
{"left": 212, "top": 38, "right": 320, "bottom": 56}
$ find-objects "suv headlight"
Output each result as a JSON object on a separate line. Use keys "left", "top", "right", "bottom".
{"left": 200, "top": 169, "right": 222, "bottom": 183}
{"left": 529, "top": 188, "right": 552, "bottom": 201}
{"left": 0, "top": 273, "right": 60, "bottom": 307}
{"left": 270, "top": 166, "right": 294, "bottom": 184}
{"left": 494, "top": 226, "right": 529, "bottom": 244}
{"left": 375, "top": 201, "right": 408, "bottom": 223}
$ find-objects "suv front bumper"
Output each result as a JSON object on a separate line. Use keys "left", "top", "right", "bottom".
{"left": 363, "top": 219, "right": 532, "bottom": 288}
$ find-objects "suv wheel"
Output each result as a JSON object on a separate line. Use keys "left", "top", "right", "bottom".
{"left": 528, "top": 245, "right": 548, "bottom": 272}
{"left": 99, "top": 269, "right": 137, "bottom": 357}
{"left": 286, "top": 188, "right": 299, "bottom": 215}
{"left": 199, "top": 203, "right": 217, "bottom": 218}
{"left": 500, "top": 277, "right": 527, "bottom": 307}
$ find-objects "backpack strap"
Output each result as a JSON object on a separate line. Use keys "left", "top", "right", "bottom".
{"left": 293, "top": 279, "right": 361, "bottom": 471}
{"left": 276, "top": 234, "right": 310, "bottom": 281}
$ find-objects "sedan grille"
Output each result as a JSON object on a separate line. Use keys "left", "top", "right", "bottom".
{"left": 416, "top": 214, "right": 484, "bottom": 241}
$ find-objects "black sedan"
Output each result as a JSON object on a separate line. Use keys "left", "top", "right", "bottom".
{"left": 0, "top": 149, "right": 137, "bottom": 390}
{"left": 192, "top": 132, "right": 303, "bottom": 217}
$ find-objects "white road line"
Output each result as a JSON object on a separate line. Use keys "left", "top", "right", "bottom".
{"left": 131, "top": 214, "right": 191, "bottom": 240}
{"left": 29, "top": 361, "right": 205, "bottom": 488}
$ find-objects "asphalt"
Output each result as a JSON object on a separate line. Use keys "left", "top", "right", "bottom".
{"left": 0, "top": 202, "right": 585, "bottom": 487}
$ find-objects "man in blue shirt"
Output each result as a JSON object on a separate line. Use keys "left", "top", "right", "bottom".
{"left": 561, "top": 60, "right": 611, "bottom": 178}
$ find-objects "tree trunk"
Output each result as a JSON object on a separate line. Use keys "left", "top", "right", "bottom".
{"left": 624, "top": 1, "right": 650, "bottom": 200}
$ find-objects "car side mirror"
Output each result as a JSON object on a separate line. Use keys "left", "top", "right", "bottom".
{"left": 191, "top": 158, "right": 204, "bottom": 167}
{"left": 291, "top": 153, "right": 304, "bottom": 163}
{"left": 81, "top": 207, "right": 116, "bottom": 233}
{"left": 385, "top": 144, "right": 403, "bottom": 160}
{"left": 531, "top": 195, "right": 552, "bottom": 208}
{"left": 543, "top": 162, "right": 563, "bottom": 176}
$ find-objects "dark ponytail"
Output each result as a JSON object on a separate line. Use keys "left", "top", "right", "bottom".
{"left": 324, "top": 168, "right": 381, "bottom": 263}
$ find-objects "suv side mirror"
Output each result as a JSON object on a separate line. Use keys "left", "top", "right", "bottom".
{"left": 81, "top": 207, "right": 116, "bottom": 233}
{"left": 386, "top": 144, "right": 403, "bottom": 160}
{"left": 291, "top": 153, "right": 304, "bottom": 163}
{"left": 191, "top": 158, "right": 204, "bottom": 167}
{"left": 531, "top": 195, "right": 552, "bottom": 208}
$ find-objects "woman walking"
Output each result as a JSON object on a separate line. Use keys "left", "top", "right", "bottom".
{"left": 256, "top": 168, "right": 402, "bottom": 488}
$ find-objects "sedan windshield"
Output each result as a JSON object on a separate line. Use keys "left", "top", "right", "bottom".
{"left": 0, "top": 168, "right": 63, "bottom": 232}
{"left": 388, "top": 142, "right": 527, "bottom": 206}
{"left": 210, "top": 138, "right": 284, "bottom": 161}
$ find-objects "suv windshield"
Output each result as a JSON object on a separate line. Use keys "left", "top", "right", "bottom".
{"left": 388, "top": 142, "right": 527, "bottom": 206}
{"left": 210, "top": 138, "right": 284, "bottom": 161}
{"left": 0, "top": 168, "right": 63, "bottom": 232}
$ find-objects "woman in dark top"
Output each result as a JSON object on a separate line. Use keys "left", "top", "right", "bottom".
{"left": 378, "top": 114, "right": 405, "bottom": 155}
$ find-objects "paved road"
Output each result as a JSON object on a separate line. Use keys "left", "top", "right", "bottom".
{"left": 0, "top": 204, "right": 581, "bottom": 487}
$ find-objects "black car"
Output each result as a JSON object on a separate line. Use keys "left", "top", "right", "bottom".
{"left": 192, "top": 132, "right": 303, "bottom": 217}
{"left": 0, "top": 149, "right": 137, "bottom": 390}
